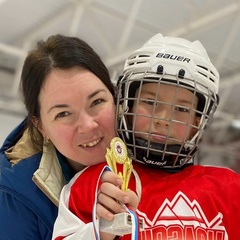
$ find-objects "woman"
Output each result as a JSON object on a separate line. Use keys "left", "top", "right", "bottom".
{"left": 0, "top": 34, "right": 137, "bottom": 240}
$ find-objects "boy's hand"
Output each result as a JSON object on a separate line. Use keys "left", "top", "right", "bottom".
{"left": 96, "top": 170, "right": 139, "bottom": 221}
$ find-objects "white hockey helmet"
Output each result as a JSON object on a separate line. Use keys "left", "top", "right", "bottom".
{"left": 116, "top": 33, "right": 219, "bottom": 170}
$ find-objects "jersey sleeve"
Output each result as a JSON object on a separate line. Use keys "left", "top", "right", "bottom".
{"left": 52, "top": 163, "right": 108, "bottom": 240}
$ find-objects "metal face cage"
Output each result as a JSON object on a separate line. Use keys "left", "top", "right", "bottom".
{"left": 116, "top": 71, "right": 218, "bottom": 170}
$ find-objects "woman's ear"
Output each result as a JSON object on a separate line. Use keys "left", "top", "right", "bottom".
{"left": 31, "top": 116, "right": 47, "bottom": 139}
{"left": 31, "top": 116, "right": 39, "bottom": 128}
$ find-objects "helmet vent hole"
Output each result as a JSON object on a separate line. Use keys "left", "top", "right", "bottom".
{"left": 198, "top": 71, "right": 207, "bottom": 78}
{"left": 197, "top": 65, "right": 208, "bottom": 71}
{"left": 178, "top": 69, "right": 185, "bottom": 79}
{"left": 157, "top": 65, "right": 164, "bottom": 74}
{"left": 139, "top": 54, "right": 150, "bottom": 57}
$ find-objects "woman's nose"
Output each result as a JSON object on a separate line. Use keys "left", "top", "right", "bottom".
{"left": 77, "top": 113, "right": 98, "bottom": 133}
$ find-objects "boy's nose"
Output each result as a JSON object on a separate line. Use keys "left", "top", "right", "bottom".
{"left": 153, "top": 107, "right": 171, "bottom": 127}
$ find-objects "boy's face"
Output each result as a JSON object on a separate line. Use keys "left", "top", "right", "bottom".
{"left": 131, "top": 83, "right": 200, "bottom": 145}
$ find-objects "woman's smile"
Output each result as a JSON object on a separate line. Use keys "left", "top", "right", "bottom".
{"left": 79, "top": 137, "right": 102, "bottom": 148}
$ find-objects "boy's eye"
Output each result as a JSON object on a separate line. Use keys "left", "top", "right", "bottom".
{"left": 142, "top": 99, "right": 155, "bottom": 105}
{"left": 175, "top": 106, "right": 190, "bottom": 112}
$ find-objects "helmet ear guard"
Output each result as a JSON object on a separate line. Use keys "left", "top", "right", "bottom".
{"left": 116, "top": 33, "right": 219, "bottom": 170}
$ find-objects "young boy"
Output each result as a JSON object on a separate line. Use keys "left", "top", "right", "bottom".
{"left": 52, "top": 33, "right": 240, "bottom": 240}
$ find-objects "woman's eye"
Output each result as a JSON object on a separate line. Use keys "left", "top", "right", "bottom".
{"left": 55, "top": 111, "right": 69, "bottom": 119}
{"left": 91, "top": 98, "right": 104, "bottom": 106}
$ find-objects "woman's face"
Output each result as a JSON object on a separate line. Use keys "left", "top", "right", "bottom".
{"left": 131, "top": 83, "right": 199, "bottom": 145}
{"left": 37, "top": 67, "right": 116, "bottom": 170}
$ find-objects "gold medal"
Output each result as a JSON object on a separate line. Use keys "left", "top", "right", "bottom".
{"left": 101, "top": 137, "right": 144, "bottom": 235}
{"left": 106, "top": 137, "right": 133, "bottom": 191}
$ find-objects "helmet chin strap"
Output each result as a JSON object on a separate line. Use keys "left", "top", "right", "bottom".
{"left": 131, "top": 137, "right": 194, "bottom": 171}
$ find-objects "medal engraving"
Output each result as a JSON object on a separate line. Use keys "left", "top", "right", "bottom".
{"left": 105, "top": 137, "right": 132, "bottom": 191}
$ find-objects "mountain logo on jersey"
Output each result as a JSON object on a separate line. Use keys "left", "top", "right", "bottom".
{"left": 137, "top": 191, "right": 228, "bottom": 240}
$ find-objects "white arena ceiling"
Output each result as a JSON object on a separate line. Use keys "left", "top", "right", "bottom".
{"left": 0, "top": 0, "right": 240, "bottom": 171}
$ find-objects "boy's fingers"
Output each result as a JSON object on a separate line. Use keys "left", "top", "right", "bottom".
{"left": 101, "top": 171, "right": 123, "bottom": 187}
{"left": 96, "top": 203, "right": 114, "bottom": 221}
{"left": 100, "top": 182, "right": 129, "bottom": 203}
{"left": 125, "top": 190, "right": 140, "bottom": 212}
{"left": 97, "top": 191, "right": 127, "bottom": 222}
